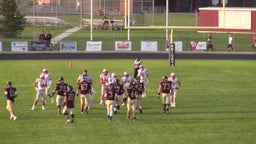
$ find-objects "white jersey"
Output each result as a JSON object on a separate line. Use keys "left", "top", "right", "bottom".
{"left": 41, "top": 72, "right": 52, "bottom": 86}
{"left": 77, "top": 74, "right": 92, "bottom": 84}
{"left": 36, "top": 78, "right": 47, "bottom": 91}
{"left": 121, "top": 75, "right": 133, "bottom": 89}
{"left": 133, "top": 60, "right": 141, "bottom": 69}
{"left": 168, "top": 77, "right": 179, "bottom": 89}
{"left": 137, "top": 68, "right": 148, "bottom": 83}
{"left": 100, "top": 73, "right": 111, "bottom": 86}
{"left": 228, "top": 36, "right": 233, "bottom": 44}
{"left": 107, "top": 77, "right": 117, "bottom": 85}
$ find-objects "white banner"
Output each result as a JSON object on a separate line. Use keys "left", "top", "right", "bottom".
{"left": 0, "top": 42, "right": 2, "bottom": 51}
{"left": 11, "top": 41, "right": 28, "bottom": 51}
{"left": 141, "top": 41, "right": 157, "bottom": 51}
{"left": 190, "top": 41, "right": 207, "bottom": 51}
{"left": 115, "top": 41, "right": 131, "bottom": 51}
{"left": 174, "top": 41, "right": 183, "bottom": 52}
{"left": 86, "top": 41, "right": 102, "bottom": 51}
{"left": 60, "top": 41, "right": 77, "bottom": 52}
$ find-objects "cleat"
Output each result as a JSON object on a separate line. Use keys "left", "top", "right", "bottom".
{"left": 10, "top": 116, "right": 13, "bottom": 120}
{"left": 133, "top": 117, "right": 136, "bottom": 121}
{"left": 31, "top": 105, "right": 36, "bottom": 110}
{"left": 42, "top": 105, "right": 46, "bottom": 110}
{"left": 13, "top": 116, "right": 18, "bottom": 120}
{"left": 126, "top": 116, "right": 130, "bottom": 120}
{"left": 66, "top": 119, "right": 70, "bottom": 124}
{"left": 121, "top": 102, "right": 125, "bottom": 106}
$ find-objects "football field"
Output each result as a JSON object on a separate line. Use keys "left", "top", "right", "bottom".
{"left": 0, "top": 59, "right": 255, "bottom": 144}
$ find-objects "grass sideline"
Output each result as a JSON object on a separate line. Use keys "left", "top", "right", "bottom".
{"left": 0, "top": 59, "right": 255, "bottom": 144}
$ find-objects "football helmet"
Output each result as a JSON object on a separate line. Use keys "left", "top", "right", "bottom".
{"left": 43, "top": 68, "right": 48, "bottom": 72}
{"left": 103, "top": 68, "right": 108, "bottom": 72}
{"left": 162, "top": 76, "right": 168, "bottom": 80}
{"left": 58, "top": 77, "right": 64, "bottom": 82}
{"left": 123, "top": 71, "right": 129, "bottom": 76}
{"left": 67, "top": 85, "right": 73, "bottom": 91}
{"left": 40, "top": 73, "right": 44, "bottom": 78}
{"left": 7, "top": 81, "right": 12, "bottom": 85}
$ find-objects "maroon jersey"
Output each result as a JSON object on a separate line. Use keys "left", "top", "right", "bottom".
{"left": 105, "top": 88, "right": 116, "bottom": 101}
{"left": 135, "top": 82, "right": 144, "bottom": 95}
{"left": 126, "top": 87, "right": 137, "bottom": 100}
{"left": 54, "top": 82, "right": 68, "bottom": 96}
{"left": 114, "top": 83, "right": 124, "bottom": 95}
{"left": 5, "top": 87, "right": 17, "bottom": 102}
{"left": 159, "top": 80, "right": 172, "bottom": 94}
{"left": 78, "top": 81, "right": 91, "bottom": 95}
{"left": 64, "top": 90, "right": 76, "bottom": 108}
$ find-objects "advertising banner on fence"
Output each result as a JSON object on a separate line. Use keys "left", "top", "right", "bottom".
{"left": 11, "top": 41, "right": 28, "bottom": 52}
{"left": 0, "top": 42, "right": 2, "bottom": 51}
{"left": 86, "top": 41, "right": 102, "bottom": 51}
{"left": 141, "top": 41, "right": 157, "bottom": 51}
{"left": 174, "top": 41, "right": 183, "bottom": 52}
{"left": 115, "top": 41, "right": 131, "bottom": 51}
{"left": 60, "top": 41, "right": 77, "bottom": 52}
{"left": 32, "top": 42, "right": 48, "bottom": 51}
{"left": 189, "top": 41, "right": 207, "bottom": 51}
{"left": 166, "top": 41, "right": 183, "bottom": 52}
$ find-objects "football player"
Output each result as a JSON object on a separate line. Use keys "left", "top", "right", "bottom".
{"left": 76, "top": 69, "right": 92, "bottom": 85}
{"left": 133, "top": 56, "right": 142, "bottom": 78}
{"left": 104, "top": 83, "right": 117, "bottom": 121}
{"left": 125, "top": 82, "right": 138, "bottom": 121}
{"left": 4, "top": 81, "right": 18, "bottom": 120}
{"left": 113, "top": 79, "right": 124, "bottom": 114}
{"left": 63, "top": 85, "right": 76, "bottom": 124}
{"left": 32, "top": 73, "right": 48, "bottom": 110}
{"left": 134, "top": 78, "right": 145, "bottom": 114}
{"left": 77, "top": 79, "right": 92, "bottom": 114}
{"left": 42, "top": 68, "right": 54, "bottom": 103}
{"left": 157, "top": 76, "right": 173, "bottom": 114}
{"left": 52, "top": 77, "right": 68, "bottom": 115}
{"left": 137, "top": 65, "right": 149, "bottom": 97}
{"left": 121, "top": 71, "right": 133, "bottom": 106}
{"left": 168, "top": 72, "right": 181, "bottom": 107}
{"left": 99, "top": 68, "right": 110, "bottom": 104}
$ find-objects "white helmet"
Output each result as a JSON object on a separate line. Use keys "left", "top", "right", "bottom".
{"left": 170, "top": 72, "right": 175, "bottom": 76}
{"left": 111, "top": 72, "right": 117, "bottom": 77}
{"left": 43, "top": 68, "right": 48, "bottom": 72}
{"left": 103, "top": 68, "right": 108, "bottom": 72}
{"left": 123, "top": 71, "right": 129, "bottom": 75}
{"left": 40, "top": 73, "right": 45, "bottom": 78}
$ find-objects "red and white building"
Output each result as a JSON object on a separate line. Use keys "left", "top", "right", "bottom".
{"left": 198, "top": 7, "right": 256, "bottom": 33}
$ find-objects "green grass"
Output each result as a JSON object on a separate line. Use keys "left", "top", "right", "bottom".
{"left": 0, "top": 59, "right": 255, "bottom": 144}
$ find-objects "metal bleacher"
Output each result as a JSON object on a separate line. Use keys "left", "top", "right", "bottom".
{"left": 25, "top": 16, "right": 72, "bottom": 28}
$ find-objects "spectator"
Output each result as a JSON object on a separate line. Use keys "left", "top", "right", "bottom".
{"left": 227, "top": 34, "right": 233, "bottom": 51}
{"left": 207, "top": 33, "right": 214, "bottom": 51}
{"left": 102, "top": 16, "right": 109, "bottom": 29}
{"left": 110, "top": 16, "right": 115, "bottom": 26}
{"left": 39, "top": 31, "right": 45, "bottom": 42}
{"left": 253, "top": 35, "right": 256, "bottom": 49}
{"left": 45, "top": 31, "right": 52, "bottom": 47}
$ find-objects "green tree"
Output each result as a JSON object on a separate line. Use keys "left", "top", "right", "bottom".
{"left": 0, "top": 0, "right": 26, "bottom": 38}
